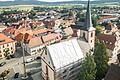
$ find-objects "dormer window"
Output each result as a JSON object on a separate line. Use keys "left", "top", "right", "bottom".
{"left": 106, "top": 41, "right": 108, "bottom": 43}
{"left": 110, "top": 42, "right": 112, "bottom": 44}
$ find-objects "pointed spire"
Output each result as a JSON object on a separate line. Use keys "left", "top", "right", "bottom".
{"left": 85, "top": 0, "right": 93, "bottom": 30}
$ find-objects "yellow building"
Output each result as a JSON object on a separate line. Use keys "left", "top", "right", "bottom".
{"left": 0, "top": 33, "right": 16, "bottom": 58}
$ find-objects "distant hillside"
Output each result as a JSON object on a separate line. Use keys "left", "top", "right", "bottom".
{"left": 0, "top": 0, "right": 119, "bottom": 6}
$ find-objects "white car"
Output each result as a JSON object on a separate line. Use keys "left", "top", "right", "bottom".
{"left": 26, "top": 58, "right": 34, "bottom": 63}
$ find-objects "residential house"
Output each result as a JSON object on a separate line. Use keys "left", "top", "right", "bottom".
{"left": 104, "top": 53, "right": 120, "bottom": 80}
{"left": 98, "top": 15, "right": 118, "bottom": 24}
{"left": 25, "top": 33, "right": 62, "bottom": 55}
{"left": 62, "top": 17, "right": 76, "bottom": 27}
{"left": 97, "top": 34, "right": 120, "bottom": 62}
{"left": 15, "top": 31, "right": 63, "bottom": 55}
{"left": 33, "top": 28, "right": 53, "bottom": 36}
{"left": 2, "top": 26, "right": 30, "bottom": 38}
{"left": 24, "top": 36, "right": 44, "bottom": 55}
{"left": 43, "top": 19, "right": 62, "bottom": 29}
{"left": 63, "top": 27, "right": 74, "bottom": 38}
{"left": 103, "top": 23, "right": 118, "bottom": 35}
{"left": 0, "top": 33, "right": 16, "bottom": 58}
{"left": 0, "top": 23, "right": 7, "bottom": 32}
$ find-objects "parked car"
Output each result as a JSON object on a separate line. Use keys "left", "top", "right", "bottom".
{"left": 26, "top": 58, "right": 34, "bottom": 63}
{"left": 36, "top": 56, "right": 41, "bottom": 60}
{"left": 10, "top": 55, "right": 15, "bottom": 58}
{"left": 0, "top": 62, "right": 6, "bottom": 67}
{"left": 14, "top": 73, "right": 19, "bottom": 78}
{"left": 6, "top": 56, "right": 11, "bottom": 60}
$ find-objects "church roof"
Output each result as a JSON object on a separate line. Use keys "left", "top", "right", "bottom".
{"left": 47, "top": 38, "right": 85, "bottom": 70}
{"left": 84, "top": 0, "right": 95, "bottom": 31}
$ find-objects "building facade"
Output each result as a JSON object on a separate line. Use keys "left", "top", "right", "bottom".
{"left": 0, "top": 33, "right": 16, "bottom": 58}
{"left": 41, "top": 38, "right": 86, "bottom": 80}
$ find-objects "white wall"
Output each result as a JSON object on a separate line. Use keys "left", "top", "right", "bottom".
{"left": 41, "top": 49, "right": 55, "bottom": 80}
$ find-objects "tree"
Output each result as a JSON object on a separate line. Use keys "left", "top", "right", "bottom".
{"left": 79, "top": 52, "right": 96, "bottom": 80}
{"left": 76, "top": 12, "right": 85, "bottom": 21}
{"left": 92, "top": 15, "right": 100, "bottom": 28}
{"left": 93, "top": 40, "right": 109, "bottom": 80}
{"left": 96, "top": 26, "right": 103, "bottom": 35}
{"left": 69, "top": 10, "right": 75, "bottom": 17}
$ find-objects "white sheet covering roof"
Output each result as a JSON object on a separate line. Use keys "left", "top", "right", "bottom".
{"left": 47, "top": 38, "right": 84, "bottom": 70}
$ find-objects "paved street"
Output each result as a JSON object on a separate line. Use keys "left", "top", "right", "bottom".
{"left": 0, "top": 47, "right": 44, "bottom": 80}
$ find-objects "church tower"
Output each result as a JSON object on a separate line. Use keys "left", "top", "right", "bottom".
{"left": 80, "top": 0, "right": 96, "bottom": 48}
{"left": 85, "top": 0, "right": 95, "bottom": 48}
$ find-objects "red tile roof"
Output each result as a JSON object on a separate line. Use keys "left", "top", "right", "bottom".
{"left": 0, "top": 33, "right": 15, "bottom": 45}
{"left": 42, "top": 33, "right": 62, "bottom": 43}
{"left": 105, "top": 64, "right": 120, "bottom": 80}
{"left": 15, "top": 33, "right": 33, "bottom": 43}
{"left": 97, "top": 34, "right": 116, "bottom": 50}
{"left": 98, "top": 16, "right": 118, "bottom": 22}
{"left": 28, "top": 37, "right": 43, "bottom": 48}
{"left": 33, "top": 29, "right": 53, "bottom": 35}
{"left": 64, "top": 27, "right": 73, "bottom": 36}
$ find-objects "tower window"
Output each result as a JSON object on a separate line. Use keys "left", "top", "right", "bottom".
{"left": 91, "top": 33, "right": 93, "bottom": 37}
{"left": 91, "top": 40, "right": 92, "bottom": 43}
{"left": 83, "top": 32, "right": 85, "bottom": 38}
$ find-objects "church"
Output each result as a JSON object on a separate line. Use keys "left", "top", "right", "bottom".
{"left": 41, "top": 0, "right": 96, "bottom": 80}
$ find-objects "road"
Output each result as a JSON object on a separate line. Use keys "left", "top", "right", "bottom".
{"left": 0, "top": 47, "right": 44, "bottom": 80}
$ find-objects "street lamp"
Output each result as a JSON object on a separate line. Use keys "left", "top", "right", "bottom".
{"left": 21, "top": 35, "right": 27, "bottom": 79}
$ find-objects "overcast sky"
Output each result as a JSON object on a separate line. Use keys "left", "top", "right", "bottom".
{"left": 0, "top": 0, "right": 96, "bottom": 2}
{"left": 0, "top": 0, "right": 14, "bottom": 1}
{"left": 38, "top": 0, "right": 95, "bottom": 2}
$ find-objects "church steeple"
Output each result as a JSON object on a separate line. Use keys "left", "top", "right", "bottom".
{"left": 79, "top": 0, "right": 96, "bottom": 49}
{"left": 85, "top": 0, "right": 94, "bottom": 31}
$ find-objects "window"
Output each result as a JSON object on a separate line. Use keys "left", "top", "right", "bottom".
{"left": 56, "top": 36, "right": 59, "bottom": 39}
{"left": 0, "top": 55, "right": 2, "bottom": 57}
{"left": 7, "top": 44, "right": 9, "bottom": 47}
{"left": 37, "top": 48, "right": 41, "bottom": 52}
{"left": 83, "top": 32, "right": 85, "bottom": 38}
{"left": 45, "top": 52, "right": 47, "bottom": 55}
{"left": 11, "top": 51, "right": 13, "bottom": 53}
{"left": 63, "top": 69, "right": 67, "bottom": 73}
{"left": 0, "top": 50, "right": 1, "bottom": 53}
{"left": 46, "top": 65, "right": 49, "bottom": 80}
{"left": 3, "top": 45, "right": 4, "bottom": 48}
{"left": 11, "top": 47, "right": 13, "bottom": 50}
{"left": 91, "top": 32, "right": 93, "bottom": 37}
{"left": 110, "top": 42, "right": 112, "bottom": 44}
{"left": 32, "top": 50, "right": 36, "bottom": 53}
{"left": 91, "top": 40, "right": 92, "bottom": 43}
{"left": 44, "top": 57, "right": 45, "bottom": 59}
{"left": 106, "top": 41, "right": 108, "bottom": 43}
{"left": 70, "top": 66, "right": 74, "bottom": 70}
{"left": 63, "top": 75, "right": 67, "bottom": 79}
{"left": 48, "top": 61, "right": 50, "bottom": 64}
